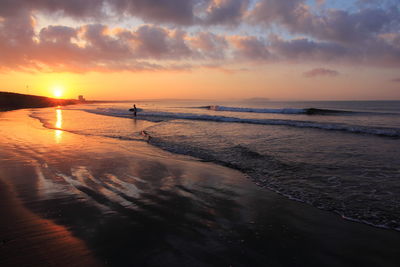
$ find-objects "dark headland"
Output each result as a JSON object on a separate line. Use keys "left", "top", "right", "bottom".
{"left": 0, "top": 91, "right": 86, "bottom": 111}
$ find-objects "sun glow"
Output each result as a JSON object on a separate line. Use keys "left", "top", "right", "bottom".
{"left": 53, "top": 86, "right": 64, "bottom": 98}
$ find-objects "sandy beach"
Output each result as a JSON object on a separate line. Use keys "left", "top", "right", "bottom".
{"left": 0, "top": 108, "right": 399, "bottom": 266}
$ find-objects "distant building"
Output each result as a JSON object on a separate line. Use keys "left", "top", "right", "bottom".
{"left": 78, "top": 95, "right": 85, "bottom": 102}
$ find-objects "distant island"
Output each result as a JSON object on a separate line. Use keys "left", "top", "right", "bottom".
{"left": 0, "top": 91, "right": 83, "bottom": 111}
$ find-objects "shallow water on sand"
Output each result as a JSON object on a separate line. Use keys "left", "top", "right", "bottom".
{"left": 1, "top": 108, "right": 400, "bottom": 266}
{"left": 30, "top": 101, "right": 400, "bottom": 230}
{"left": 143, "top": 101, "right": 400, "bottom": 230}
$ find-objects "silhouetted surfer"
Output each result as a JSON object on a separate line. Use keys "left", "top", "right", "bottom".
{"left": 130, "top": 104, "right": 137, "bottom": 117}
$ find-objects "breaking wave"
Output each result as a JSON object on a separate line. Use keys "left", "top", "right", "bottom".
{"left": 200, "top": 105, "right": 356, "bottom": 115}
{"left": 84, "top": 108, "right": 400, "bottom": 138}
{"left": 194, "top": 105, "right": 399, "bottom": 116}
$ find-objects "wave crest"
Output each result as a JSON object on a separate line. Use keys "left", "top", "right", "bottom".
{"left": 203, "top": 105, "right": 354, "bottom": 115}
{"left": 84, "top": 108, "right": 400, "bottom": 138}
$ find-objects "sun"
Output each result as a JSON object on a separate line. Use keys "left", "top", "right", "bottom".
{"left": 52, "top": 86, "right": 64, "bottom": 98}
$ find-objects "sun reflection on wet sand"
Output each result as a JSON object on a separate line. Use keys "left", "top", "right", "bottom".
{"left": 55, "top": 109, "right": 63, "bottom": 143}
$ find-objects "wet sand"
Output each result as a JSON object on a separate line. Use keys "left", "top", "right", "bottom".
{"left": 1, "top": 109, "right": 400, "bottom": 266}
{"left": 0, "top": 177, "right": 101, "bottom": 266}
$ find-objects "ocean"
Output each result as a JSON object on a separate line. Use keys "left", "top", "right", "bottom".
{"left": 29, "top": 100, "right": 400, "bottom": 231}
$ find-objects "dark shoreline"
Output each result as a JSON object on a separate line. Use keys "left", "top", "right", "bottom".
{"left": 0, "top": 91, "right": 83, "bottom": 111}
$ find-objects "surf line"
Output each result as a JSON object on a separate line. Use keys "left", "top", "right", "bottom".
{"left": 141, "top": 130, "right": 152, "bottom": 142}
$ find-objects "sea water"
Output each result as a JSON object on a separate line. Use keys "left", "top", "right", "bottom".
{"left": 29, "top": 100, "right": 400, "bottom": 230}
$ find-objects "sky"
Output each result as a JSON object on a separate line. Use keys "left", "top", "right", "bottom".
{"left": 0, "top": 0, "right": 399, "bottom": 100}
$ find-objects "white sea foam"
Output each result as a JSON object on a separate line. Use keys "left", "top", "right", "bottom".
{"left": 202, "top": 105, "right": 395, "bottom": 115}
{"left": 208, "top": 105, "right": 306, "bottom": 114}
{"left": 84, "top": 108, "right": 400, "bottom": 137}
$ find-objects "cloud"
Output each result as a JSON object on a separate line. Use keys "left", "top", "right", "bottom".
{"left": 248, "top": 0, "right": 400, "bottom": 44}
{"left": 39, "top": 26, "right": 77, "bottom": 43}
{"left": 133, "top": 26, "right": 192, "bottom": 59}
{"left": 105, "top": 0, "right": 250, "bottom": 26}
{"left": 201, "top": 0, "right": 249, "bottom": 25}
{"left": 0, "top": 0, "right": 105, "bottom": 18}
{"left": 268, "top": 35, "right": 349, "bottom": 61}
{"left": 111, "top": 0, "right": 196, "bottom": 25}
{"left": 244, "top": 0, "right": 400, "bottom": 68}
{"left": 0, "top": 0, "right": 399, "bottom": 34}
{"left": 0, "top": 0, "right": 250, "bottom": 26}
{"left": 0, "top": 0, "right": 400, "bottom": 72}
{"left": 189, "top": 32, "right": 228, "bottom": 59}
{"left": 229, "top": 36, "right": 270, "bottom": 60}
{"left": 303, "top": 68, "right": 340, "bottom": 78}
{"left": 0, "top": 18, "right": 204, "bottom": 72}
{"left": 392, "top": 78, "right": 400, "bottom": 82}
